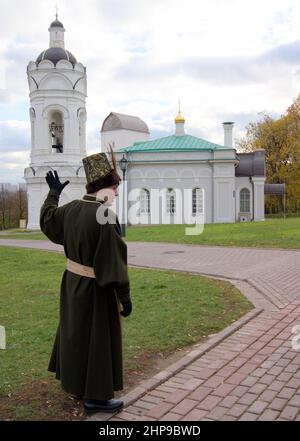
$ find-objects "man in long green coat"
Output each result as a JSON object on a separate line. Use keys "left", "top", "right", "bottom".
{"left": 40, "top": 149, "right": 132, "bottom": 414}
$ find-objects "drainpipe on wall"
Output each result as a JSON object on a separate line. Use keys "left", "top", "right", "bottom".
{"left": 250, "top": 176, "right": 254, "bottom": 221}
{"left": 210, "top": 150, "right": 214, "bottom": 223}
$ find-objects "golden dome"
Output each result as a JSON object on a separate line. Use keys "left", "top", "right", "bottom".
{"left": 175, "top": 100, "right": 185, "bottom": 123}
{"left": 175, "top": 112, "right": 185, "bottom": 123}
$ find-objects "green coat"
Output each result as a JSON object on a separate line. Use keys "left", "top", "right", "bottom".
{"left": 40, "top": 188, "right": 131, "bottom": 400}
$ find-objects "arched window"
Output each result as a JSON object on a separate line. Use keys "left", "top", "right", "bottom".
{"left": 192, "top": 188, "right": 204, "bottom": 215}
{"left": 166, "top": 188, "right": 176, "bottom": 214}
{"left": 140, "top": 188, "right": 150, "bottom": 214}
{"left": 240, "top": 188, "right": 250, "bottom": 212}
{"left": 49, "top": 110, "right": 64, "bottom": 153}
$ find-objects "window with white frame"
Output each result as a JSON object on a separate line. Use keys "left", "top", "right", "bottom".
{"left": 240, "top": 188, "right": 250, "bottom": 212}
{"left": 166, "top": 188, "right": 176, "bottom": 214}
{"left": 140, "top": 188, "right": 150, "bottom": 214}
{"left": 192, "top": 188, "right": 204, "bottom": 215}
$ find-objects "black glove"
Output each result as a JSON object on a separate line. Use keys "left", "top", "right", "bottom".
{"left": 120, "top": 300, "right": 132, "bottom": 318}
{"left": 45, "top": 170, "right": 70, "bottom": 194}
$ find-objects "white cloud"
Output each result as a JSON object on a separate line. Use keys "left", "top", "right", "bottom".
{"left": 1, "top": 0, "right": 300, "bottom": 182}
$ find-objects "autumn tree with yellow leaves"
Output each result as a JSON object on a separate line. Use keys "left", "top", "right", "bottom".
{"left": 237, "top": 94, "right": 300, "bottom": 214}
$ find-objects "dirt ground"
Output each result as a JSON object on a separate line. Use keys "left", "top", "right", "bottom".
{"left": 0, "top": 346, "right": 192, "bottom": 421}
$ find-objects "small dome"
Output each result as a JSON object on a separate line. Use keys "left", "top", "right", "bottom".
{"left": 36, "top": 47, "right": 77, "bottom": 66}
{"left": 175, "top": 112, "right": 185, "bottom": 123}
{"left": 50, "top": 19, "right": 64, "bottom": 28}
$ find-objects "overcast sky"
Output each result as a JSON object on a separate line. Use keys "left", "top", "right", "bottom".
{"left": 1, "top": 0, "right": 300, "bottom": 183}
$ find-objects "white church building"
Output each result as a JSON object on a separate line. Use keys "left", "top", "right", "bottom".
{"left": 101, "top": 112, "right": 266, "bottom": 225}
{"left": 24, "top": 16, "right": 266, "bottom": 229}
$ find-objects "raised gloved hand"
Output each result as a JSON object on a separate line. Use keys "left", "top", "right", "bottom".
{"left": 45, "top": 170, "right": 70, "bottom": 194}
{"left": 120, "top": 300, "right": 132, "bottom": 318}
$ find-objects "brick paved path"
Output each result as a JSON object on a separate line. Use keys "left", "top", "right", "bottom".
{"left": 1, "top": 239, "right": 300, "bottom": 420}
{"left": 106, "top": 303, "right": 300, "bottom": 421}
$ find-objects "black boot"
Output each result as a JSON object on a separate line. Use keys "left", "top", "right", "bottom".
{"left": 70, "top": 394, "right": 83, "bottom": 400}
{"left": 83, "top": 399, "right": 124, "bottom": 414}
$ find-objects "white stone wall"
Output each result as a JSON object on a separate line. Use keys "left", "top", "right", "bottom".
{"left": 112, "top": 147, "right": 240, "bottom": 225}
{"left": 25, "top": 165, "right": 87, "bottom": 230}
{"left": 252, "top": 177, "right": 265, "bottom": 221}
{"left": 101, "top": 129, "right": 150, "bottom": 151}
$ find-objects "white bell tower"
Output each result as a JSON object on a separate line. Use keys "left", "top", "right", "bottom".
{"left": 24, "top": 14, "right": 88, "bottom": 229}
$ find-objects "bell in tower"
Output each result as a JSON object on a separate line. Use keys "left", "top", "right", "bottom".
{"left": 49, "top": 114, "right": 64, "bottom": 153}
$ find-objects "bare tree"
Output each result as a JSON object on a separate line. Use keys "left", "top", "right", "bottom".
{"left": 0, "top": 184, "right": 8, "bottom": 230}
{"left": 0, "top": 184, "right": 28, "bottom": 230}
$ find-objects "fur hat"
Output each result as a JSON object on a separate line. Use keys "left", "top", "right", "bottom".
{"left": 82, "top": 145, "right": 121, "bottom": 194}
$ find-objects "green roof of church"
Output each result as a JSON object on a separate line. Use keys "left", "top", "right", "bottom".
{"left": 119, "top": 134, "right": 231, "bottom": 153}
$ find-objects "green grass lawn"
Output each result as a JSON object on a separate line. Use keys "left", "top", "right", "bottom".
{"left": 0, "top": 246, "right": 252, "bottom": 420}
{"left": 1, "top": 217, "right": 300, "bottom": 248}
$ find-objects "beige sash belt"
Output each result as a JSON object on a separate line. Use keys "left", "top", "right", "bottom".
{"left": 67, "top": 258, "right": 96, "bottom": 278}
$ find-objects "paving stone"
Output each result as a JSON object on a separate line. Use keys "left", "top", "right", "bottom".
{"left": 213, "top": 383, "right": 237, "bottom": 397}
{"left": 204, "top": 376, "right": 225, "bottom": 389}
{"left": 205, "top": 406, "right": 229, "bottom": 420}
{"left": 171, "top": 399, "right": 198, "bottom": 416}
{"left": 219, "top": 395, "right": 239, "bottom": 408}
{"left": 180, "top": 378, "right": 204, "bottom": 391}
{"left": 194, "top": 368, "right": 218, "bottom": 380}
{"left": 190, "top": 386, "right": 213, "bottom": 401}
{"left": 160, "top": 412, "right": 182, "bottom": 421}
{"left": 231, "top": 385, "right": 249, "bottom": 398}
{"left": 260, "top": 374, "right": 276, "bottom": 386}
{"left": 285, "top": 364, "right": 299, "bottom": 374}
{"left": 248, "top": 400, "right": 269, "bottom": 414}
{"left": 226, "top": 372, "right": 248, "bottom": 385}
{"left": 258, "top": 409, "right": 280, "bottom": 421}
{"left": 238, "top": 363, "right": 257, "bottom": 375}
{"left": 145, "top": 402, "right": 174, "bottom": 419}
{"left": 261, "top": 360, "right": 276, "bottom": 369}
{"left": 277, "top": 387, "right": 297, "bottom": 400}
{"left": 238, "top": 393, "right": 257, "bottom": 406}
{"left": 181, "top": 409, "right": 208, "bottom": 421}
{"left": 279, "top": 406, "right": 299, "bottom": 421}
{"left": 134, "top": 400, "right": 154, "bottom": 411}
{"left": 239, "top": 412, "right": 259, "bottom": 421}
{"left": 269, "top": 398, "right": 288, "bottom": 411}
{"left": 286, "top": 378, "right": 300, "bottom": 389}
{"left": 268, "top": 366, "right": 283, "bottom": 376}
{"left": 249, "top": 383, "right": 267, "bottom": 395}
{"left": 197, "top": 395, "right": 222, "bottom": 411}
{"left": 241, "top": 376, "right": 258, "bottom": 387}
{"left": 288, "top": 395, "right": 300, "bottom": 408}
{"left": 217, "top": 365, "right": 238, "bottom": 378}
{"left": 268, "top": 380, "right": 285, "bottom": 392}
{"left": 252, "top": 368, "right": 267, "bottom": 377}
{"left": 164, "top": 389, "right": 190, "bottom": 405}
{"left": 142, "top": 395, "right": 164, "bottom": 405}
{"left": 260, "top": 389, "right": 277, "bottom": 402}
{"left": 276, "top": 359, "right": 292, "bottom": 368}
{"left": 226, "top": 404, "right": 248, "bottom": 418}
